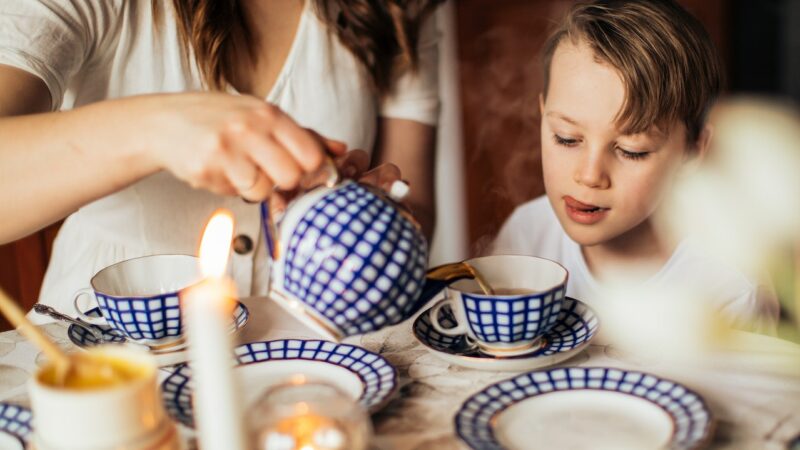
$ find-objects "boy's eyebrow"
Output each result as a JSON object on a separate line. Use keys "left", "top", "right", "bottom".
{"left": 546, "top": 112, "right": 581, "bottom": 126}
{"left": 622, "top": 125, "right": 668, "bottom": 141}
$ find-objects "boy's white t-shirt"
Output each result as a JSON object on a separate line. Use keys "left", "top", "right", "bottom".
{"left": 0, "top": 0, "right": 440, "bottom": 320}
{"left": 491, "top": 196, "right": 780, "bottom": 332}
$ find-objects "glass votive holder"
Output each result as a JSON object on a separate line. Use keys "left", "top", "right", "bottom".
{"left": 248, "top": 380, "right": 372, "bottom": 450}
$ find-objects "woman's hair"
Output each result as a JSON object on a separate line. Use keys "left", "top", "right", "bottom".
{"left": 541, "top": 0, "right": 723, "bottom": 144}
{"left": 162, "top": 0, "right": 443, "bottom": 95}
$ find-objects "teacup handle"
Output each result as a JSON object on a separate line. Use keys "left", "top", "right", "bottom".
{"left": 72, "top": 288, "right": 107, "bottom": 325}
{"left": 428, "top": 297, "right": 468, "bottom": 336}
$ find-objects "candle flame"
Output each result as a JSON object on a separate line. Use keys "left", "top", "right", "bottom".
{"left": 199, "top": 210, "right": 235, "bottom": 278}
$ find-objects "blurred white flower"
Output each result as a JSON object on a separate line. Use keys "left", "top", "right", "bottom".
{"left": 595, "top": 279, "right": 730, "bottom": 364}
{"left": 663, "top": 98, "right": 800, "bottom": 274}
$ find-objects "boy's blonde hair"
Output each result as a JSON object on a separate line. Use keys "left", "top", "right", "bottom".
{"left": 542, "top": 0, "right": 723, "bottom": 144}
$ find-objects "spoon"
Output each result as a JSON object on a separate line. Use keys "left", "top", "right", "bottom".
{"left": 33, "top": 303, "right": 104, "bottom": 341}
{"left": 33, "top": 303, "right": 187, "bottom": 354}
{"left": 0, "top": 288, "right": 123, "bottom": 386}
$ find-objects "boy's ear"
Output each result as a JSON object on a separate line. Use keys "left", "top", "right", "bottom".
{"left": 680, "top": 124, "right": 713, "bottom": 174}
{"left": 694, "top": 124, "right": 713, "bottom": 163}
{"left": 676, "top": 125, "right": 713, "bottom": 179}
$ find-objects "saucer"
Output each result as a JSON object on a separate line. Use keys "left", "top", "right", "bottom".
{"left": 0, "top": 403, "right": 32, "bottom": 450}
{"left": 413, "top": 297, "right": 599, "bottom": 371}
{"left": 455, "top": 367, "right": 714, "bottom": 450}
{"left": 161, "top": 339, "right": 398, "bottom": 427}
{"left": 67, "top": 301, "right": 249, "bottom": 352}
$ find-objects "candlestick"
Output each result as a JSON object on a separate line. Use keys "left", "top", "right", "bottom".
{"left": 181, "top": 210, "right": 248, "bottom": 450}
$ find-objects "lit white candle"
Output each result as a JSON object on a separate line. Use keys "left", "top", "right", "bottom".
{"left": 181, "top": 210, "right": 248, "bottom": 450}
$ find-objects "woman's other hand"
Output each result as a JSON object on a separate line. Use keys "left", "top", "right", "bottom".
{"left": 268, "top": 148, "right": 404, "bottom": 215}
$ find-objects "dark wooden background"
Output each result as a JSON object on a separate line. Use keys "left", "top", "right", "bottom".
{"left": 0, "top": 224, "right": 60, "bottom": 330}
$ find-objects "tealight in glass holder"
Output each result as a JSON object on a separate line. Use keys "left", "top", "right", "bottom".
{"left": 248, "top": 381, "right": 372, "bottom": 450}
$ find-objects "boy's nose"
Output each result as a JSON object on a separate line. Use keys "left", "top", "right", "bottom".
{"left": 573, "top": 154, "right": 610, "bottom": 189}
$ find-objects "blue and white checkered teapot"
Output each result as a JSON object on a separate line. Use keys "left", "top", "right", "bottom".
{"left": 262, "top": 164, "right": 430, "bottom": 341}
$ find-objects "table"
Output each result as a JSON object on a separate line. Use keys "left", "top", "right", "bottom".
{"left": 1, "top": 297, "right": 799, "bottom": 449}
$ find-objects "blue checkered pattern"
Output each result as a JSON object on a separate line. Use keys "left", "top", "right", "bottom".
{"left": 68, "top": 303, "right": 249, "bottom": 348}
{"left": 95, "top": 292, "right": 181, "bottom": 341}
{"left": 461, "top": 286, "right": 566, "bottom": 343}
{"left": 279, "top": 182, "right": 428, "bottom": 337}
{"left": 0, "top": 403, "right": 32, "bottom": 449}
{"left": 455, "top": 367, "right": 712, "bottom": 450}
{"left": 415, "top": 297, "right": 598, "bottom": 358}
{"left": 543, "top": 297, "right": 598, "bottom": 355}
{"left": 161, "top": 339, "right": 398, "bottom": 427}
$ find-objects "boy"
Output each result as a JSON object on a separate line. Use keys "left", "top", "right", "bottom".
{"left": 491, "top": 0, "right": 779, "bottom": 332}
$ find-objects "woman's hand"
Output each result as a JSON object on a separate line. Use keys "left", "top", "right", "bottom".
{"left": 138, "top": 92, "right": 344, "bottom": 201}
{"left": 268, "top": 148, "right": 405, "bottom": 215}
{"left": 335, "top": 149, "right": 403, "bottom": 191}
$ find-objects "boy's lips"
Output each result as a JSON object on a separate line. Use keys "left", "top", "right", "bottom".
{"left": 563, "top": 196, "right": 609, "bottom": 225}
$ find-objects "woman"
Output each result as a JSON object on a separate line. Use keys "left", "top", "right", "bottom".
{"left": 0, "top": 0, "right": 442, "bottom": 317}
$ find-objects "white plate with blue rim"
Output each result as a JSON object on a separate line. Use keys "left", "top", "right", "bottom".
{"left": 67, "top": 302, "right": 249, "bottom": 352}
{"left": 161, "top": 339, "right": 398, "bottom": 427}
{"left": 413, "top": 297, "right": 599, "bottom": 371}
{"left": 0, "top": 403, "right": 32, "bottom": 449}
{"left": 456, "top": 367, "right": 714, "bottom": 450}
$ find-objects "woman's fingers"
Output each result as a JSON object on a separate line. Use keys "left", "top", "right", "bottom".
{"left": 239, "top": 131, "right": 305, "bottom": 191}
{"left": 217, "top": 145, "right": 273, "bottom": 201}
{"left": 270, "top": 114, "right": 327, "bottom": 172}
{"left": 238, "top": 171, "right": 273, "bottom": 202}
{"left": 304, "top": 128, "right": 348, "bottom": 157}
{"left": 335, "top": 149, "right": 370, "bottom": 179}
{"left": 359, "top": 163, "right": 402, "bottom": 191}
{"left": 201, "top": 171, "right": 239, "bottom": 197}
{"left": 323, "top": 138, "right": 347, "bottom": 156}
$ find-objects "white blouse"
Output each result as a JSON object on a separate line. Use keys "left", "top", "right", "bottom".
{"left": 0, "top": 0, "right": 440, "bottom": 321}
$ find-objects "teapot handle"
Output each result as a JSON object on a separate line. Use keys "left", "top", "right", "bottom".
{"left": 407, "top": 261, "right": 479, "bottom": 317}
{"left": 260, "top": 202, "right": 280, "bottom": 260}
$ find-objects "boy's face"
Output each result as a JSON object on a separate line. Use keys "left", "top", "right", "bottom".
{"left": 540, "top": 39, "right": 693, "bottom": 248}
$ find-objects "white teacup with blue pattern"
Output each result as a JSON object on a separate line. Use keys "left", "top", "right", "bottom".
{"left": 72, "top": 254, "right": 202, "bottom": 343}
{"left": 425, "top": 255, "right": 568, "bottom": 357}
